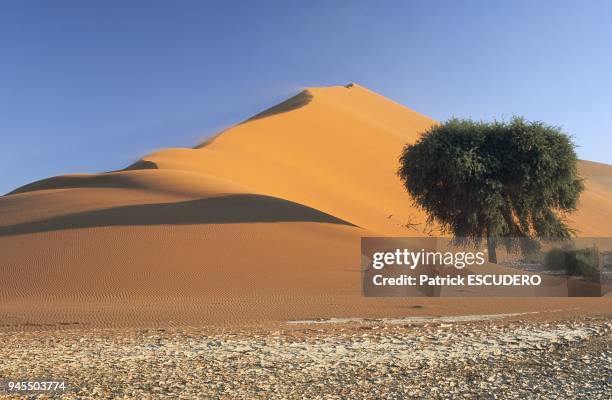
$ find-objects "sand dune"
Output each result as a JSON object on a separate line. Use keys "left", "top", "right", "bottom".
{"left": 0, "top": 83, "right": 610, "bottom": 328}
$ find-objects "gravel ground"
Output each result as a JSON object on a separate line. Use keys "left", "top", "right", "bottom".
{"left": 0, "top": 317, "right": 610, "bottom": 399}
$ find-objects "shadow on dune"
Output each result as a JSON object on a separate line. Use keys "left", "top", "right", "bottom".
{"left": 122, "top": 160, "right": 159, "bottom": 171}
{"left": 6, "top": 172, "right": 155, "bottom": 196}
{"left": 194, "top": 90, "right": 313, "bottom": 149}
{"left": 0, "top": 194, "right": 357, "bottom": 237}
{"left": 244, "top": 90, "right": 313, "bottom": 123}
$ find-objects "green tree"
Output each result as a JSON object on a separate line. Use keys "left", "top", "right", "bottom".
{"left": 398, "top": 117, "right": 584, "bottom": 263}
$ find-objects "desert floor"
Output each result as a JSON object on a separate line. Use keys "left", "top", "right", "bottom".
{"left": 0, "top": 313, "right": 610, "bottom": 399}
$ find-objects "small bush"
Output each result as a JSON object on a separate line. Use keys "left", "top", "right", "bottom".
{"left": 543, "top": 248, "right": 566, "bottom": 270}
{"left": 544, "top": 246, "right": 601, "bottom": 280}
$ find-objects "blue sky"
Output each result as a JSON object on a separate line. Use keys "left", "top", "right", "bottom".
{"left": 1, "top": 1, "right": 611, "bottom": 194}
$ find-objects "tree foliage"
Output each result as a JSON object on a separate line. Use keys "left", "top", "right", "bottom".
{"left": 398, "top": 117, "right": 584, "bottom": 261}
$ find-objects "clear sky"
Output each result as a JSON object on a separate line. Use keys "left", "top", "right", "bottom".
{"left": 1, "top": 1, "right": 611, "bottom": 194}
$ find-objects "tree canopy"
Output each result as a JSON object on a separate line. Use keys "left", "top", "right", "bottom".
{"left": 398, "top": 117, "right": 584, "bottom": 262}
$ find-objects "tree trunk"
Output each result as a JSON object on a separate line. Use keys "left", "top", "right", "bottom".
{"left": 487, "top": 236, "right": 498, "bottom": 264}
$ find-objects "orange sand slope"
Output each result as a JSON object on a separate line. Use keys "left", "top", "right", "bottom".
{"left": 1, "top": 84, "right": 611, "bottom": 328}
